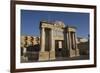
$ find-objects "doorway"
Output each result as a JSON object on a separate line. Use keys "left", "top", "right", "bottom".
{"left": 55, "top": 40, "right": 64, "bottom": 58}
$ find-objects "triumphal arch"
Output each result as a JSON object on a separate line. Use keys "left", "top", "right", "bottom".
{"left": 39, "top": 21, "right": 80, "bottom": 61}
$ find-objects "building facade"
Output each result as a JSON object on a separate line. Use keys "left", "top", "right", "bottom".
{"left": 39, "top": 21, "right": 80, "bottom": 61}
{"left": 21, "top": 21, "right": 80, "bottom": 62}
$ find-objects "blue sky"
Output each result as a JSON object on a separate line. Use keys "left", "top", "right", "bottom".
{"left": 21, "top": 10, "right": 89, "bottom": 38}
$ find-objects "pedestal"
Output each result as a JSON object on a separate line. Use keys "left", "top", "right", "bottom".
{"left": 49, "top": 51, "right": 56, "bottom": 60}
{"left": 39, "top": 51, "right": 49, "bottom": 61}
{"left": 69, "top": 49, "right": 80, "bottom": 57}
{"left": 69, "top": 49, "right": 76, "bottom": 57}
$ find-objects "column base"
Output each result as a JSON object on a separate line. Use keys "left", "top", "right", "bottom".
{"left": 49, "top": 51, "right": 56, "bottom": 60}
{"left": 69, "top": 48, "right": 80, "bottom": 57}
{"left": 69, "top": 49, "right": 75, "bottom": 57}
{"left": 39, "top": 51, "right": 49, "bottom": 61}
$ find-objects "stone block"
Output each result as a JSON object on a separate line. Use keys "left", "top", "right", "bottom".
{"left": 49, "top": 51, "right": 56, "bottom": 60}
{"left": 69, "top": 48, "right": 80, "bottom": 57}
{"left": 69, "top": 49, "right": 76, "bottom": 57}
{"left": 39, "top": 51, "right": 49, "bottom": 61}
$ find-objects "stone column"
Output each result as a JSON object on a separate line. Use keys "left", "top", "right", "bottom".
{"left": 50, "top": 29, "right": 55, "bottom": 60}
{"left": 66, "top": 32, "right": 70, "bottom": 57}
{"left": 74, "top": 33, "right": 80, "bottom": 56}
{"left": 68, "top": 32, "right": 72, "bottom": 50}
{"left": 73, "top": 33, "right": 78, "bottom": 49}
{"left": 67, "top": 32, "right": 69, "bottom": 50}
{"left": 72, "top": 32, "right": 75, "bottom": 49}
{"left": 68, "top": 32, "right": 76, "bottom": 57}
{"left": 50, "top": 30, "right": 55, "bottom": 51}
{"left": 40, "top": 27, "right": 45, "bottom": 52}
{"left": 39, "top": 27, "right": 49, "bottom": 61}
{"left": 66, "top": 27, "right": 80, "bottom": 57}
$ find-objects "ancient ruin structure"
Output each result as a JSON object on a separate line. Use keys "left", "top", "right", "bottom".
{"left": 39, "top": 21, "right": 80, "bottom": 61}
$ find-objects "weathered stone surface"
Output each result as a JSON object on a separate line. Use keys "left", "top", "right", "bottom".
{"left": 21, "top": 21, "right": 81, "bottom": 62}
{"left": 39, "top": 52, "right": 49, "bottom": 61}
{"left": 49, "top": 51, "right": 56, "bottom": 60}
